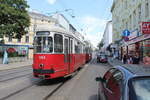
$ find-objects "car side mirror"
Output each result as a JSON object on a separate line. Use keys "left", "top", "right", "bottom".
{"left": 95, "top": 77, "right": 105, "bottom": 83}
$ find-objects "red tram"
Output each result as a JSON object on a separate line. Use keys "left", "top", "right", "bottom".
{"left": 32, "top": 26, "right": 91, "bottom": 79}
{"left": 85, "top": 41, "right": 92, "bottom": 63}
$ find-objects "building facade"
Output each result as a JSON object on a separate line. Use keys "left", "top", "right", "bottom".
{"left": 101, "top": 21, "right": 113, "bottom": 55}
{"left": 102, "top": 21, "right": 113, "bottom": 48}
{"left": 1, "top": 12, "right": 57, "bottom": 61}
{"left": 111, "top": 0, "right": 150, "bottom": 61}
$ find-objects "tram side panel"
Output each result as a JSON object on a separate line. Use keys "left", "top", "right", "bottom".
{"left": 73, "top": 53, "right": 86, "bottom": 70}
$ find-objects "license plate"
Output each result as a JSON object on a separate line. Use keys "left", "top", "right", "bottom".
{"left": 38, "top": 75, "right": 45, "bottom": 79}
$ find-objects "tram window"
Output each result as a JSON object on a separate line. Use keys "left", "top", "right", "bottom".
{"left": 70, "top": 40, "right": 73, "bottom": 53}
{"left": 36, "top": 37, "right": 42, "bottom": 53}
{"left": 34, "top": 36, "right": 53, "bottom": 53}
{"left": 65, "top": 39, "right": 69, "bottom": 54}
{"left": 54, "top": 34, "right": 63, "bottom": 53}
{"left": 42, "top": 37, "right": 53, "bottom": 53}
{"left": 48, "top": 37, "right": 53, "bottom": 52}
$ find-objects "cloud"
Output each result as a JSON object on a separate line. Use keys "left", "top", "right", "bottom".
{"left": 47, "top": 0, "right": 57, "bottom": 5}
{"left": 79, "top": 16, "right": 108, "bottom": 47}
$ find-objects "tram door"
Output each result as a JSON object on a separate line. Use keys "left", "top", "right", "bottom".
{"left": 64, "top": 37, "right": 71, "bottom": 73}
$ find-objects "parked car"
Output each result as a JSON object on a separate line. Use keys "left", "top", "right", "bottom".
{"left": 97, "top": 53, "right": 107, "bottom": 63}
{"left": 95, "top": 65, "right": 150, "bottom": 100}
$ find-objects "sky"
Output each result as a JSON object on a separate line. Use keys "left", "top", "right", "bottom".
{"left": 26, "top": 0, "right": 113, "bottom": 47}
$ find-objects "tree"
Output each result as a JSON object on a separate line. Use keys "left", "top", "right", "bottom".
{"left": 97, "top": 41, "right": 104, "bottom": 50}
{"left": 0, "top": 0, "right": 30, "bottom": 39}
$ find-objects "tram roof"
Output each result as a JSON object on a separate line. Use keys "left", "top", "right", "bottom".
{"left": 36, "top": 25, "right": 68, "bottom": 34}
{"left": 35, "top": 25, "right": 85, "bottom": 44}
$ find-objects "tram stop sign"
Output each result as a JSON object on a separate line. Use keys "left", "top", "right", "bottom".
{"left": 122, "top": 29, "right": 130, "bottom": 37}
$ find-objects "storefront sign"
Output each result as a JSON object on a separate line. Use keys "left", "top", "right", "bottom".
{"left": 141, "top": 22, "right": 150, "bottom": 34}
{"left": 126, "top": 34, "right": 150, "bottom": 45}
{"left": 128, "top": 30, "right": 138, "bottom": 40}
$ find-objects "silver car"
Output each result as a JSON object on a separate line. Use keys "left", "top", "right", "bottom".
{"left": 96, "top": 65, "right": 150, "bottom": 100}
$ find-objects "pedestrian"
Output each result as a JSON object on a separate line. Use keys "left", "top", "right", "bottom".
{"left": 123, "top": 54, "right": 127, "bottom": 64}
{"left": 132, "top": 52, "right": 140, "bottom": 64}
{"left": 143, "top": 52, "right": 150, "bottom": 65}
{"left": 127, "top": 55, "right": 133, "bottom": 64}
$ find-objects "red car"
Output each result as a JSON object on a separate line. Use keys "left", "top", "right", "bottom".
{"left": 97, "top": 54, "right": 107, "bottom": 63}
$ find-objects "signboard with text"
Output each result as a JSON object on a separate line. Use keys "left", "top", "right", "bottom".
{"left": 128, "top": 30, "right": 138, "bottom": 40}
{"left": 141, "top": 22, "right": 150, "bottom": 34}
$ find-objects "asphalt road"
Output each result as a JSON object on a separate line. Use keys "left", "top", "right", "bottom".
{"left": 0, "top": 56, "right": 112, "bottom": 100}
{"left": 48, "top": 57, "right": 111, "bottom": 100}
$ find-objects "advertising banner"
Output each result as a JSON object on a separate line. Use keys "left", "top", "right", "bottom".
{"left": 0, "top": 45, "right": 28, "bottom": 58}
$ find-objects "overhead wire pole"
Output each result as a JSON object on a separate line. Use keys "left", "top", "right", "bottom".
{"left": 56, "top": 0, "right": 83, "bottom": 32}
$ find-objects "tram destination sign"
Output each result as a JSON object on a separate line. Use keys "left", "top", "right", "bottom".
{"left": 141, "top": 22, "right": 150, "bottom": 34}
{"left": 36, "top": 31, "right": 50, "bottom": 35}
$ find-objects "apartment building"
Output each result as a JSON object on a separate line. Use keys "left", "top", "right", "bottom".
{"left": 111, "top": 0, "right": 150, "bottom": 60}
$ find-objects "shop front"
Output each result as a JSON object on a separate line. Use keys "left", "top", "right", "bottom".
{"left": 124, "top": 34, "right": 150, "bottom": 61}
{"left": 0, "top": 44, "right": 29, "bottom": 64}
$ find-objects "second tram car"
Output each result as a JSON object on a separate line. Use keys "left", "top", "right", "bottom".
{"left": 33, "top": 26, "right": 90, "bottom": 79}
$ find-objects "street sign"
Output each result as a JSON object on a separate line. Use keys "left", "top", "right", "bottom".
{"left": 122, "top": 29, "right": 130, "bottom": 36}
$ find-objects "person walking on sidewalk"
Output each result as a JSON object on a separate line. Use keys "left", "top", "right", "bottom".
{"left": 143, "top": 52, "right": 150, "bottom": 65}
{"left": 123, "top": 54, "right": 127, "bottom": 64}
{"left": 132, "top": 52, "right": 140, "bottom": 64}
{"left": 127, "top": 55, "right": 133, "bottom": 64}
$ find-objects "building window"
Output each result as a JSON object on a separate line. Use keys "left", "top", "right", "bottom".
{"left": 25, "top": 36, "right": 29, "bottom": 43}
{"left": 8, "top": 36, "right": 12, "bottom": 42}
{"left": 125, "top": 0, "right": 127, "bottom": 9}
{"left": 18, "top": 38, "right": 21, "bottom": 43}
{"left": 129, "top": 15, "right": 132, "bottom": 30}
{"left": 133, "top": 10, "right": 136, "bottom": 28}
{"left": 145, "top": 2, "right": 149, "bottom": 17}
{"left": 138, "top": 4, "right": 141, "bottom": 22}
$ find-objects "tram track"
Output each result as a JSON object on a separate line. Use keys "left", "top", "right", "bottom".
{"left": 0, "top": 68, "right": 32, "bottom": 77}
{"left": 43, "top": 81, "right": 66, "bottom": 100}
{"left": 0, "top": 77, "right": 69, "bottom": 100}
{"left": 43, "top": 66, "right": 86, "bottom": 100}
{"left": 43, "top": 62, "right": 89, "bottom": 100}
{"left": 0, "top": 65, "right": 31, "bottom": 72}
{"left": 0, "top": 73, "right": 32, "bottom": 82}
{"left": 0, "top": 63, "right": 86, "bottom": 100}
{"left": 0, "top": 79, "right": 42, "bottom": 100}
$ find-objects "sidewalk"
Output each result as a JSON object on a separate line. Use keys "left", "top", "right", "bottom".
{"left": 0, "top": 60, "right": 33, "bottom": 71}
{"left": 108, "top": 57, "right": 149, "bottom": 68}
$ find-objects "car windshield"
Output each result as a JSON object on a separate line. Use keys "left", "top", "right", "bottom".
{"left": 130, "top": 77, "right": 150, "bottom": 100}
{"left": 101, "top": 55, "right": 107, "bottom": 58}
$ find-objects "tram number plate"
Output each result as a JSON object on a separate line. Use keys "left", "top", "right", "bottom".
{"left": 39, "top": 75, "right": 45, "bottom": 79}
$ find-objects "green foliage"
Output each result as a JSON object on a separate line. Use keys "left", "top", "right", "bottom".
{"left": 97, "top": 41, "right": 104, "bottom": 50}
{"left": 0, "top": 0, "right": 30, "bottom": 39}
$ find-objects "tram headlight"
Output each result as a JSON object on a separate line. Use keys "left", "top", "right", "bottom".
{"left": 39, "top": 64, "right": 44, "bottom": 68}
